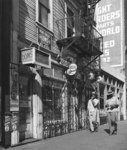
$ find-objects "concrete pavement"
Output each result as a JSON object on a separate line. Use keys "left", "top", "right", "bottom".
{"left": 1, "top": 120, "right": 127, "bottom": 150}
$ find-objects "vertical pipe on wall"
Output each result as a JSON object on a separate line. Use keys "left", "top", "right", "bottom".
{"left": 1, "top": 0, "right": 12, "bottom": 147}
{"left": 0, "top": 0, "right": 2, "bottom": 143}
{"left": 11, "top": 0, "right": 19, "bottom": 146}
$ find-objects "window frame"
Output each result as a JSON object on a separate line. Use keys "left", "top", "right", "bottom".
{"left": 39, "top": 2, "right": 49, "bottom": 28}
{"left": 36, "top": 0, "right": 53, "bottom": 31}
{"left": 42, "top": 80, "right": 64, "bottom": 121}
{"left": 65, "top": 3, "right": 75, "bottom": 38}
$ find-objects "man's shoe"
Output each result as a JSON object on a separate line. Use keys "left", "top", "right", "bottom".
{"left": 90, "top": 130, "right": 94, "bottom": 133}
{"left": 95, "top": 127, "right": 99, "bottom": 132}
{"left": 109, "top": 130, "right": 112, "bottom": 135}
{"left": 112, "top": 130, "right": 117, "bottom": 135}
{"left": 94, "top": 123, "right": 99, "bottom": 132}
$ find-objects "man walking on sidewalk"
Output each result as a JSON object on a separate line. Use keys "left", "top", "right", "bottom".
{"left": 105, "top": 91, "right": 120, "bottom": 135}
{"left": 87, "top": 91, "right": 99, "bottom": 133}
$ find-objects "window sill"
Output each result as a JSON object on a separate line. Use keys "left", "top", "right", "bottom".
{"left": 36, "top": 21, "right": 54, "bottom": 36}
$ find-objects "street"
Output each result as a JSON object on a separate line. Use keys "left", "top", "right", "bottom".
{"left": 1, "top": 120, "right": 127, "bottom": 150}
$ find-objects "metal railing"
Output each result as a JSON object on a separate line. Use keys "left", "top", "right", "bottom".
{"left": 56, "top": 15, "right": 103, "bottom": 54}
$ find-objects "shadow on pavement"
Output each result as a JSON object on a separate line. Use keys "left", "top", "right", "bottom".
{"left": 104, "top": 129, "right": 110, "bottom": 135}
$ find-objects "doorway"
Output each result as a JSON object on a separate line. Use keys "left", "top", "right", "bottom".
{"left": 19, "top": 75, "right": 33, "bottom": 142}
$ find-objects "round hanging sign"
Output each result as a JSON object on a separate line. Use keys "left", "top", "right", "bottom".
{"left": 69, "top": 63, "right": 77, "bottom": 72}
{"left": 66, "top": 69, "right": 76, "bottom": 76}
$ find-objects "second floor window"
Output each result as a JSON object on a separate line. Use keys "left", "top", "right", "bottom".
{"left": 67, "top": 7, "right": 75, "bottom": 37}
{"left": 39, "top": 0, "right": 50, "bottom": 28}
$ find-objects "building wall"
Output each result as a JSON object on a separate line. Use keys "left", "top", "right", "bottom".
{"left": 124, "top": 0, "right": 127, "bottom": 51}
{"left": 17, "top": 0, "right": 90, "bottom": 144}
{"left": 0, "top": 0, "right": 2, "bottom": 142}
{"left": 18, "top": 0, "right": 80, "bottom": 53}
{"left": 1, "top": 0, "right": 12, "bottom": 147}
{"left": 18, "top": 0, "right": 60, "bottom": 53}
{"left": 96, "top": 0, "right": 125, "bottom": 73}
{"left": 53, "top": 0, "right": 65, "bottom": 52}
{"left": 124, "top": 0, "right": 127, "bottom": 114}
{"left": 16, "top": 0, "right": 69, "bottom": 145}
{"left": 101, "top": 62, "right": 126, "bottom": 120}
{"left": 2, "top": 0, "right": 126, "bottom": 148}
{"left": 96, "top": 0, "right": 126, "bottom": 120}
{"left": 19, "top": 0, "right": 37, "bottom": 44}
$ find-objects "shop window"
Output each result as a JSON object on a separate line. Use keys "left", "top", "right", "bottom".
{"left": 42, "top": 79, "right": 63, "bottom": 122}
{"left": 107, "top": 85, "right": 110, "bottom": 93}
{"left": 54, "top": 88, "right": 63, "bottom": 120}
{"left": 111, "top": 87, "right": 115, "bottom": 93}
{"left": 53, "top": 65, "right": 64, "bottom": 79}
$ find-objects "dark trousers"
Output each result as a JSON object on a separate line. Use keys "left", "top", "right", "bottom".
{"left": 107, "top": 112, "right": 118, "bottom": 134}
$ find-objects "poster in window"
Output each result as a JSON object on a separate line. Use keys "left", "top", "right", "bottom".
{"left": 10, "top": 64, "right": 19, "bottom": 111}
{"left": 38, "top": 27, "right": 52, "bottom": 50}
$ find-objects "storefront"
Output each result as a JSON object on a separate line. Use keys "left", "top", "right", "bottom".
{"left": 99, "top": 63, "right": 126, "bottom": 124}
{"left": 17, "top": 47, "right": 69, "bottom": 142}
{"left": 41, "top": 64, "right": 95, "bottom": 138}
{"left": 42, "top": 76, "right": 67, "bottom": 138}
{"left": 4, "top": 45, "right": 126, "bottom": 147}
{"left": 9, "top": 63, "right": 43, "bottom": 146}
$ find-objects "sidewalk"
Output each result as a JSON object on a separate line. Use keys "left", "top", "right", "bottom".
{"left": 2, "top": 120, "right": 127, "bottom": 150}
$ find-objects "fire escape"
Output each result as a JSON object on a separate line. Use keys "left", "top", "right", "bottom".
{"left": 55, "top": 0, "right": 103, "bottom": 133}
{"left": 56, "top": 0, "right": 103, "bottom": 71}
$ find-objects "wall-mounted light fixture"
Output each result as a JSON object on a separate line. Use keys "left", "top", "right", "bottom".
{"left": 88, "top": 72, "right": 95, "bottom": 80}
{"left": 96, "top": 75, "right": 103, "bottom": 82}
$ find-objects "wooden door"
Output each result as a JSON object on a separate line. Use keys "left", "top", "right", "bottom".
{"left": 19, "top": 75, "right": 33, "bottom": 141}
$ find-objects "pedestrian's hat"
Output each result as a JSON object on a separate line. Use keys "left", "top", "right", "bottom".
{"left": 91, "top": 91, "right": 97, "bottom": 97}
{"left": 107, "top": 90, "right": 114, "bottom": 96}
{"left": 92, "top": 91, "right": 96, "bottom": 95}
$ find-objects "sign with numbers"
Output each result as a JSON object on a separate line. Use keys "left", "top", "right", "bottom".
{"left": 4, "top": 115, "right": 11, "bottom": 132}
{"left": 95, "top": 0, "right": 123, "bottom": 67}
{"left": 11, "top": 113, "right": 18, "bottom": 131}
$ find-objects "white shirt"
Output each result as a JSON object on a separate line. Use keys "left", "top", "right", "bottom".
{"left": 87, "top": 98, "right": 99, "bottom": 113}
{"left": 105, "top": 96, "right": 120, "bottom": 112}
{"left": 93, "top": 98, "right": 99, "bottom": 107}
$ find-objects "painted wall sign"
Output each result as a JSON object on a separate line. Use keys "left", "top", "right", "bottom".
{"left": 95, "top": 0, "right": 123, "bottom": 67}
